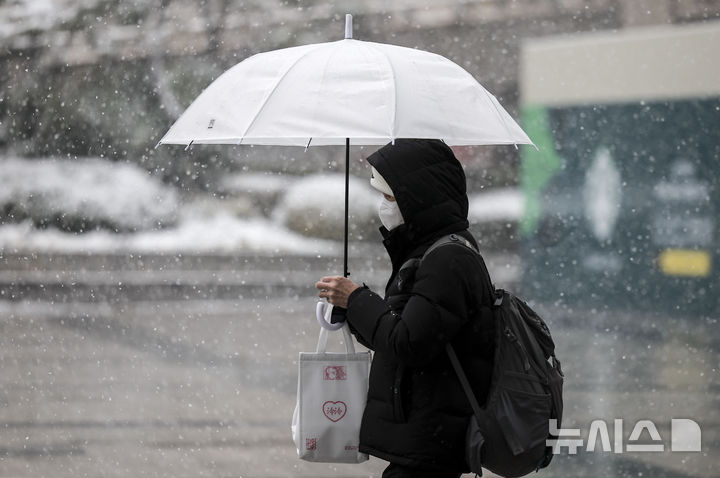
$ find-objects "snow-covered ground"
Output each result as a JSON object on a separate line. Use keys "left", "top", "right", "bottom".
{"left": 0, "top": 213, "right": 337, "bottom": 255}
{"left": 273, "top": 173, "right": 379, "bottom": 241}
{"left": 0, "top": 157, "right": 178, "bottom": 232}
{"left": 0, "top": 158, "right": 338, "bottom": 255}
{"left": 0, "top": 157, "right": 523, "bottom": 255}
{"left": 468, "top": 187, "right": 523, "bottom": 222}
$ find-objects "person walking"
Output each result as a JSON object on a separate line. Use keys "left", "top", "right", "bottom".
{"left": 316, "top": 139, "right": 496, "bottom": 477}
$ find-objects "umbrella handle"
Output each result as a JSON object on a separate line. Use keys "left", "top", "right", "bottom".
{"left": 316, "top": 301, "right": 344, "bottom": 331}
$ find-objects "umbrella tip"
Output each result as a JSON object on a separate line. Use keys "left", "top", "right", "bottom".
{"left": 345, "top": 14, "right": 353, "bottom": 39}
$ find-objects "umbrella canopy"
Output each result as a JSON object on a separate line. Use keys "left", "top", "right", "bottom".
{"left": 158, "top": 15, "right": 534, "bottom": 277}
{"left": 158, "top": 19, "right": 532, "bottom": 148}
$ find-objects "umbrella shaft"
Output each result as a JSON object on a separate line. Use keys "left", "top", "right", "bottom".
{"left": 344, "top": 138, "right": 350, "bottom": 278}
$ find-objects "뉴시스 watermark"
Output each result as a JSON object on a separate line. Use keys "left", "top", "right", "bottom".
{"left": 547, "top": 419, "right": 702, "bottom": 454}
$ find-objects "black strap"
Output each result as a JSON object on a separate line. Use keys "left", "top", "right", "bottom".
{"left": 446, "top": 343, "right": 483, "bottom": 421}
{"left": 422, "top": 233, "right": 496, "bottom": 305}
{"left": 399, "top": 233, "right": 494, "bottom": 420}
{"left": 424, "top": 233, "right": 478, "bottom": 257}
{"left": 398, "top": 233, "right": 480, "bottom": 274}
{"left": 425, "top": 234, "right": 492, "bottom": 421}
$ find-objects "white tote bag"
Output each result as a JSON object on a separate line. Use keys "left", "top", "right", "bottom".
{"left": 291, "top": 302, "right": 371, "bottom": 463}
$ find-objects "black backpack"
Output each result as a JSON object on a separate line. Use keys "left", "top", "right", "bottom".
{"left": 415, "top": 234, "right": 564, "bottom": 477}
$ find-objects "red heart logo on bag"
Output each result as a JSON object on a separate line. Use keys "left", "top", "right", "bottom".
{"left": 322, "top": 401, "right": 347, "bottom": 422}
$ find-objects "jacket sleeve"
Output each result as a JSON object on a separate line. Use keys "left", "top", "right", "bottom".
{"left": 346, "top": 245, "right": 478, "bottom": 367}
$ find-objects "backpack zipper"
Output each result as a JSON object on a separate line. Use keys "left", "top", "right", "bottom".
{"left": 505, "top": 327, "right": 550, "bottom": 383}
{"left": 504, "top": 327, "right": 531, "bottom": 372}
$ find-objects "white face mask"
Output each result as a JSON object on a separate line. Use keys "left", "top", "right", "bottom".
{"left": 378, "top": 197, "right": 404, "bottom": 231}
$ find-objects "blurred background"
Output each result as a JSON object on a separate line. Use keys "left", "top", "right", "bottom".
{"left": 0, "top": 1, "right": 718, "bottom": 477}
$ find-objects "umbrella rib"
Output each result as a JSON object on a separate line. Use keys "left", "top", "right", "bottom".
{"left": 445, "top": 60, "right": 533, "bottom": 146}
{"left": 484, "top": 89, "right": 519, "bottom": 144}
{"left": 238, "top": 44, "right": 325, "bottom": 142}
{"left": 364, "top": 43, "right": 398, "bottom": 142}
{"left": 411, "top": 51, "right": 462, "bottom": 143}
{"left": 462, "top": 62, "right": 528, "bottom": 146}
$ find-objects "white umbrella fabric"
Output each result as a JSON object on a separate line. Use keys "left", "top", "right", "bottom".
{"left": 159, "top": 21, "right": 531, "bottom": 147}
{"left": 158, "top": 15, "right": 534, "bottom": 275}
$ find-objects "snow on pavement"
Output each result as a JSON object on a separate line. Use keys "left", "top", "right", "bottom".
{"left": 0, "top": 214, "right": 338, "bottom": 255}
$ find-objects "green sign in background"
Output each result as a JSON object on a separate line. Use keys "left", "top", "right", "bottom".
{"left": 520, "top": 99, "right": 720, "bottom": 315}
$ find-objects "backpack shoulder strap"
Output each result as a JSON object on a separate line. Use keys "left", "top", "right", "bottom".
{"left": 399, "top": 233, "right": 479, "bottom": 275}
{"left": 423, "top": 233, "right": 496, "bottom": 300}
{"left": 422, "top": 233, "right": 479, "bottom": 260}
{"left": 446, "top": 342, "right": 484, "bottom": 420}
{"left": 424, "top": 234, "right": 495, "bottom": 422}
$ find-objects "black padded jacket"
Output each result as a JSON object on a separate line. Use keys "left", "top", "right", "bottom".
{"left": 345, "top": 139, "right": 495, "bottom": 472}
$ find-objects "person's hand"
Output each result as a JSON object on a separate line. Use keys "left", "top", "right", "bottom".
{"left": 315, "top": 276, "right": 360, "bottom": 308}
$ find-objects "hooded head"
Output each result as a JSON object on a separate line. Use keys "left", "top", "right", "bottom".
{"left": 367, "top": 139, "right": 469, "bottom": 245}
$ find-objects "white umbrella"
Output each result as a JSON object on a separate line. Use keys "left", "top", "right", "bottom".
{"left": 158, "top": 15, "right": 534, "bottom": 275}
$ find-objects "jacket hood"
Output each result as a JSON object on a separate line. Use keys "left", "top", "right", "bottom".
{"left": 367, "top": 139, "right": 469, "bottom": 247}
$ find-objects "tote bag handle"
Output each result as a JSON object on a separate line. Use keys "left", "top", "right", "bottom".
{"left": 316, "top": 301, "right": 356, "bottom": 354}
